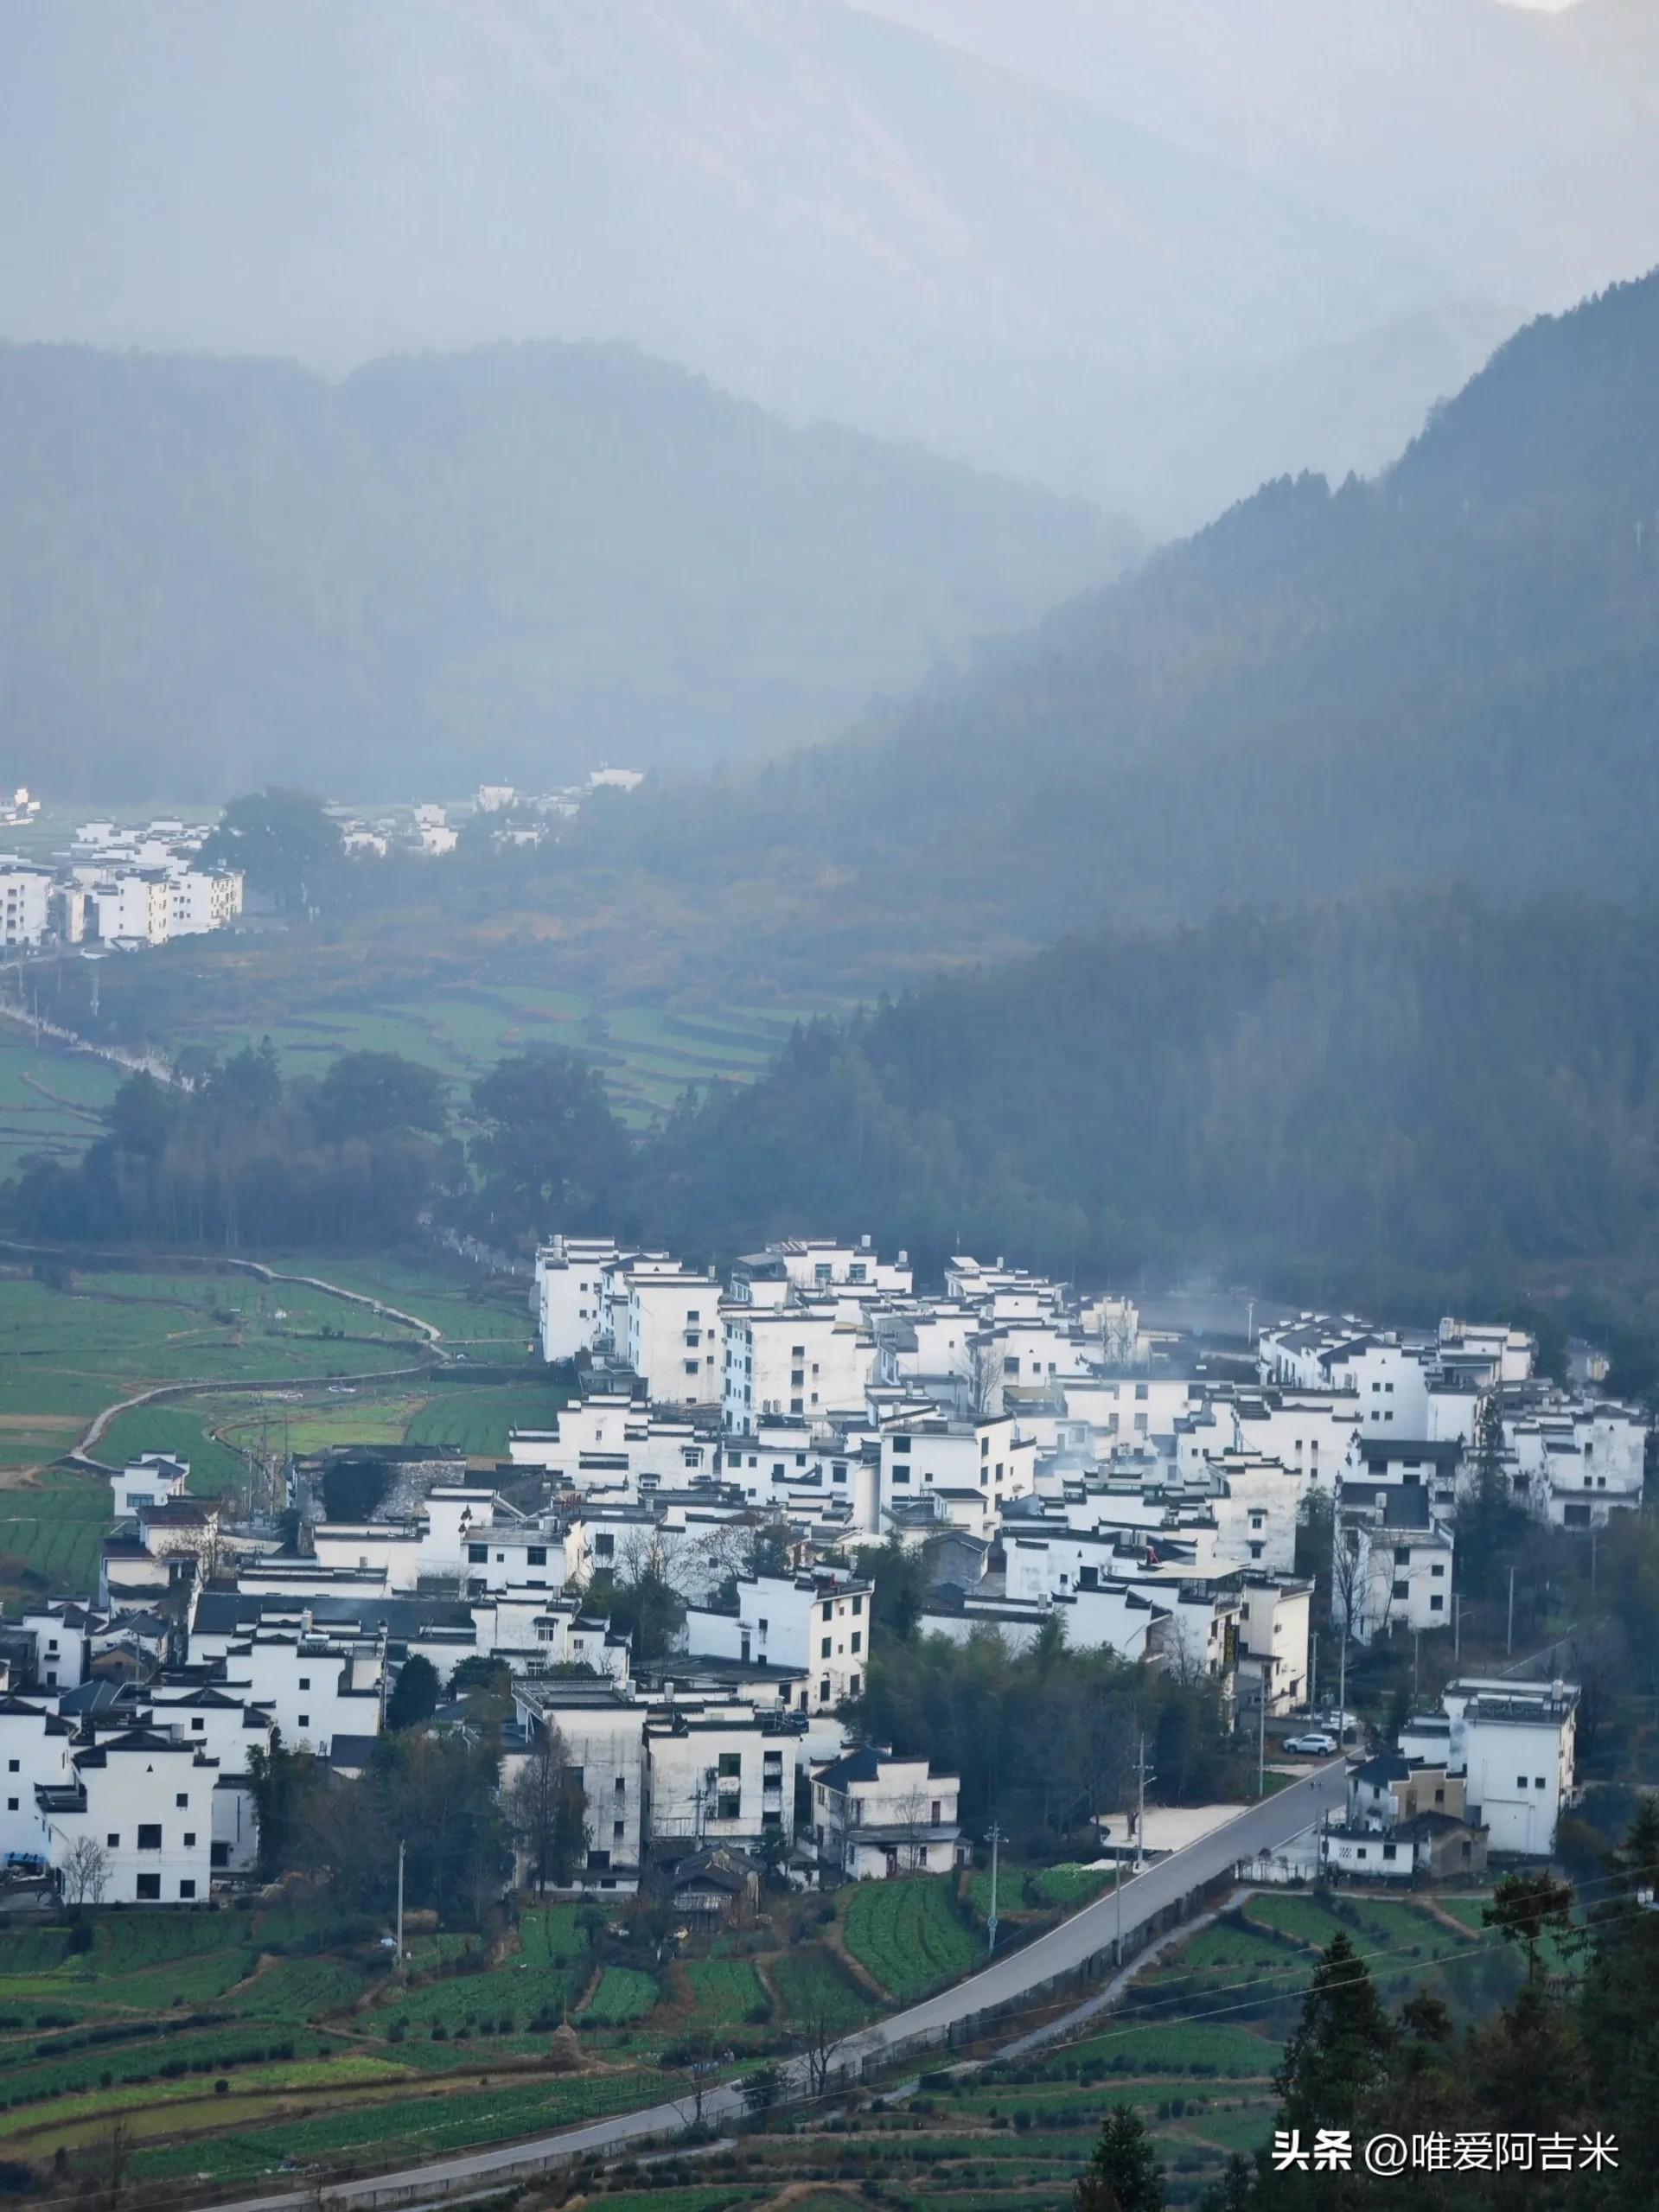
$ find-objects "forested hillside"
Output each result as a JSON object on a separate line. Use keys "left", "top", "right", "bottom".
{"left": 22, "top": 895, "right": 1659, "bottom": 1325}
{"left": 571, "top": 271, "right": 1659, "bottom": 981}
{"left": 632, "top": 893, "right": 1659, "bottom": 1309}
{"left": 0, "top": 339, "right": 1133, "bottom": 799}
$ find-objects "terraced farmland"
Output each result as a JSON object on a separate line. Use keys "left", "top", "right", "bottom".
{"left": 842, "top": 1876, "right": 981, "bottom": 2002}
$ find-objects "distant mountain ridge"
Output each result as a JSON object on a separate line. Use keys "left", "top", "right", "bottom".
{"left": 0, "top": 0, "right": 1521, "bottom": 530}
{"left": 0, "top": 336, "right": 1137, "bottom": 800}
{"left": 571, "top": 271, "right": 1659, "bottom": 985}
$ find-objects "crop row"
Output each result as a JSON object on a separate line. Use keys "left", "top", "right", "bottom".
{"left": 842, "top": 1877, "right": 980, "bottom": 2002}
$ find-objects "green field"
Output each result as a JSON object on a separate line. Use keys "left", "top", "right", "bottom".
{"left": 676, "top": 1960, "right": 769, "bottom": 2025}
{"left": 0, "top": 1030, "right": 123, "bottom": 1179}
{"left": 403, "top": 1379, "right": 571, "bottom": 1457}
{"left": 843, "top": 1877, "right": 982, "bottom": 2002}
{"left": 0, "top": 1876, "right": 1450, "bottom": 2207}
{"left": 150, "top": 973, "right": 819, "bottom": 1129}
{"left": 0, "top": 1243, "right": 565, "bottom": 1608}
{"left": 580, "top": 1967, "right": 660, "bottom": 2024}
{"left": 967, "top": 1858, "right": 1111, "bottom": 1921}
{"left": 768, "top": 1945, "right": 872, "bottom": 2030}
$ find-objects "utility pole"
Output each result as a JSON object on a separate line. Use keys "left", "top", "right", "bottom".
{"left": 1113, "top": 1825, "right": 1124, "bottom": 1966}
{"left": 1134, "top": 1731, "right": 1153, "bottom": 1874}
{"left": 1507, "top": 1565, "right": 1516, "bottom": 1659}
{"left": 1309, "top": 1632, "right": 1318, "bottom": 1718}
{"left": 1337, "top": 1619, "right": 1348, "bottom": 1740}
{"left": 1257, "top": 1680, "right": 1267, "bottom": 1798}
{"left": 986, "top": 1822, "right": 1002, "bottom": 1954}
{"left": 396, "top": 1838, "right": 405, "bottom": 1963}
{"left": 1413, "top": 1629, "right": 1420, "bottom": 1700}
{"left": 1592, "top": 1526, "right": 1598, "bottom": 1601}
{"left": 1454, "top": 1592, "right": 1462, "bottom": 1663}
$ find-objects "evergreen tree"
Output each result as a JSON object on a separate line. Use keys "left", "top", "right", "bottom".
{"left": 1274, "top": 1932, "right": 1394, "bottom": 2133}
{"left": 1196, "top": 2153, "right": 1253, "bottom": 2212}
{"left": 386, "top": 1654, "right": 441, "bottom": 1731}
{"left": 1074, "top": 2105, "right": 1164, "bottom": 2212}
{"left": 1578, "top": 1801, "right": 1659, "bottom": 2203}
{"left": 1482, "top": 1869, "right": 1574, "bottom": 1986}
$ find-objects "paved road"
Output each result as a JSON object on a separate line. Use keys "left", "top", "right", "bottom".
{"left": 841, "top": 1762, "right": 1341, "bottom": 2063}
{"left": 196, "top": 1763, "right": 1342, "bottom": 2212}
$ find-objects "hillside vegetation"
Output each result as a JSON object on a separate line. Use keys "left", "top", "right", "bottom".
{"left": 571, "top": 271, "right": 1659, "bottom": 980}
{"left": 0, "top": 337, "right": 1133, "bottom": 798}
{"left": 633, "top": 892, "right": 1659, "bottom": 1305}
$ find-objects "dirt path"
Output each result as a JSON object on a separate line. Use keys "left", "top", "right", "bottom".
{"left": 17, "top": 1068, "right": 107, "bottom": 1127}
{"left": 0, "top": 1243, "right": 453, "bottom": 1467}
{"left": 71, "top": 1358, "right": 438, "bottom": 1464}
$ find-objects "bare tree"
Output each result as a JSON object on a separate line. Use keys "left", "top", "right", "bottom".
{"left": 506, "top": 1721, "right": 588, "bottom": 1893}
{"left": 956, "top": 1336, "right": 1005, "bottom": 1419}
{"left": 93, "top": 2115, "right": 132, "bottom": 2212}
{"left": 892, "top": 1785, "right": 934, "bottom": 1872}
{"left": 1330, "top": 1520, "right": 1374, "bottom": 1650}
{"left": 61, "top": 1835, "right": 111, "bottom": 1907}
{"left": 797, "top": 1979, "right": 847, "bottom": 2100}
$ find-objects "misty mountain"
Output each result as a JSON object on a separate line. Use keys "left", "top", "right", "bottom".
{"left": 0, "top": 0, "right": 1508, "bottom": 532}
{"left": 870, "top": 0, "right": 1659, "bottom": 313}
{"left": 631, "top": 889, "right": 1659, "bottom": 1303}
{"left": 575, "top": 269, "right": 1659, "bottom": 983}
{"left": 0, "top": 339, "right": 1136, "bottom": 800}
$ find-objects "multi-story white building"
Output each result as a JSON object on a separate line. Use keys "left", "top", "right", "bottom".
{"left": 625, "top": 1270, "right": 722, "bottom": 1406}
{"left": 1228, "top": 1572, "right": 1312, "bottom": 1715}
{"left": 0, "top": 864, "right": 53, "bottom": 947}
{"left": 36, "top": 1725, "right": 216, "bottom": 1903}
{"left": 166, "top": 868, "right": 243, "bottom": 936}
{"left": 811, "top": 1744, "right": 964, "bottom": 1879}
{"left": 684, "top": 1570, "right": 874, "bottom": 1710}
{"left": 220, "top": 1626, "right": 385, "bottom": 1757}
{"left": 89, "top": 870, "right": 173, "bottom": 947}
{"left": 1335, "top": 1488, "right": 1455, "bottom": 1645}
{"left": 722, "top": 1304, "right": 871, "bottom": 1433}
{"left": 110, "top": 1454, "right": 192, "bottom": 1521}
{"left": 1401, "top": 1677, "right": 1578, "bottom": 1857}
{"left": 534, "top": 1237, "right": 622, "bottom": 1362}
{"left": 876, "top": 1412, "right": 1036, "bottom": 1532}
{"left": 0, "top": 1694, "right": 74, "bottom": 1859}
{"left": 510, "top": 1680, "right": 649, "bottom": 1891}
{"left": 643, "top": 1698, "right": 799, "bottom": 1852}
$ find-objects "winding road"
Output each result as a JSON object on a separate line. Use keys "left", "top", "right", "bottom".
{"left": 194, "top": 1761, "right": 1344, "bottom": 2212}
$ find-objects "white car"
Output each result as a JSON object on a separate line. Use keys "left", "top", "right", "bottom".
{"left": 1283, "top": 1731, "right": 1337, "bottom": 1756}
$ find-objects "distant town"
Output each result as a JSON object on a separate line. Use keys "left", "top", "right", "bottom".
{"left": 0, "top": 770, "right": 645, "bottom": 952}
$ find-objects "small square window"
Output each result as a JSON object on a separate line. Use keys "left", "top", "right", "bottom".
{"left": 136, "top": 1873, "right": 161, "bottom": 1901}
{"left": 179, "top": 1878, "right": 195, "bottom": 1899}
{"left": 175, "top": 1793, "right": 189, "bottom": 1808}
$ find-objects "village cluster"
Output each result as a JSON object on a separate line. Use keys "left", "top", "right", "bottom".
{"left": 334, "top": 771, "right": 645, "bottom": 860}
{"left": 0, "top": 770, "right": 648, "bottom": 953}
{"left": 0, "top": 813, "right": 244, "bottom": 951}
{"left": 0, "top": 1233, "right": 1641, "bottom": 1916}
